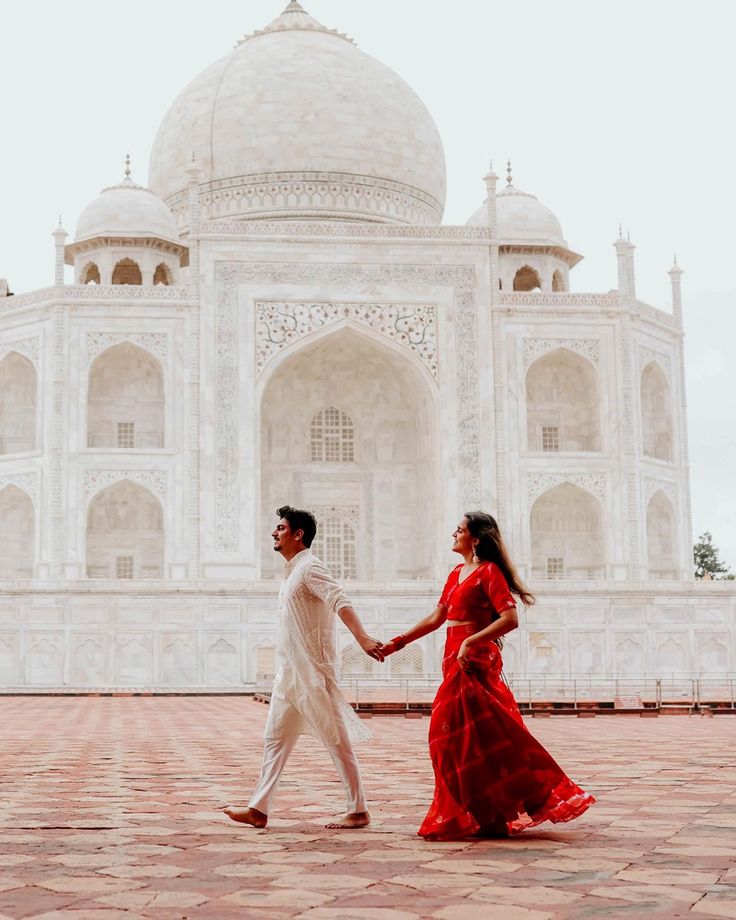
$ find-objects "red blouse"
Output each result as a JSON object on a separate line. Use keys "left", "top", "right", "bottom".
{"left": 438, "top": 562, "right": 517, "bottom": 627}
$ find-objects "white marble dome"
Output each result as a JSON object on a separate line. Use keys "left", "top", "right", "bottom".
{"left": 467, "top": 183, "right": 565, "bottom": 247}
{"left": 75, "top": 176, "right": 180, "bottom": 244}
{"left": 148, "top": 1, "right": 446, "bottom": 226}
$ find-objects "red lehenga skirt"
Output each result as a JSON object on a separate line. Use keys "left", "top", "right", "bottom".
{"left": 418, "top": 624, "right": 595, "bottom": 840}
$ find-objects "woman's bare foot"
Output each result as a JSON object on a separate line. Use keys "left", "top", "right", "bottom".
{"left": 223, "top": 806, "right": 267, "bottom": 828}
{"left": 325, "top": 811, "right": 370, "bottom": 829}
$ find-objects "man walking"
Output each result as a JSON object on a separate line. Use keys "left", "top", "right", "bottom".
{"left": 224, "top": 506, "right": 384, "bottom": 829}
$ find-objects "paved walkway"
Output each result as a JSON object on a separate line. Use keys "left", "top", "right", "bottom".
{"left": 1, "top": 698, "right": 735, "bottom": 920}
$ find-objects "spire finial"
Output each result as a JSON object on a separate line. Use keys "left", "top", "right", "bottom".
{"left": 673, "top": 252, "right": 678, "bottom": 266}
{"left": 506, "top": 159, "right": 513, "bottom": 186}
{"left": 283, "top": 0, "right": 306, "bottom": 12}
{"left": 124, "top": 153, "right": 131, "bottom": 179}
{"left": 58, "top": 213, "right": 62, "bottom": 228}
{"left": 618, "top": 223, "right": 623, "bottom": 238}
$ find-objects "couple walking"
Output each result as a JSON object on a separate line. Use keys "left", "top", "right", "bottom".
{"left": 224, "top": 505, "right": 594, "bottom": 837}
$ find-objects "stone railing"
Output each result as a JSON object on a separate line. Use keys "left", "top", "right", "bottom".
{"left": 0, "top": 284, "right": 192, "bottom": 312}
{"left": 198, "top": 219, "right": 493, "bottom": 241}
{"left": 499, "top": 292, "right": 621, "bottom": 309}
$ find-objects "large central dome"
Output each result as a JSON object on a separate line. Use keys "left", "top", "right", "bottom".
{"left": 148, "top": 1, "right": 446, "bottom": 226}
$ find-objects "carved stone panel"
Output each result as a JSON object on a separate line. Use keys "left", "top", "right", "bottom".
{"left": 256, "top": 301, "right": 438, "bottom": 379}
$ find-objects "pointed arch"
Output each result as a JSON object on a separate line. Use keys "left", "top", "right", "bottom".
{"left": 530, "top": 482, "right": 606, "bottom": 580}
{"left": 259, "top": 325, "right": 441, "bottom": 582}
{"left": 526, "top": 347, "right": 600, "bottom": 452}
{"left": 112, "top": 258, "right": 142, "bottom": 285}
{"left": 513, "top": 265, "right": 542, "bottom": 291}
{"left": 80, "top": 262, "right": 100, "bottom": 285}
{"left": 0, "top": 352, "right": 37, "bottom": 454}
{"left": 87, "top": 342, "right": 164, "bottom": 449}
{"left": 153, "top": 262, "right": 172, "bottom": 286}
{"left": 641, "top": 361, "right": 673, "bottom": 461}
{"left": 85, "top": 479, "right": 163, "bottom": 579}
{"left": 0, "top": 484, "right": 34, "bottom": 578}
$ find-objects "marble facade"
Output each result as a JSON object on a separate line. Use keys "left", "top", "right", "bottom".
{"left": 0, "top": 1, "right": 729, "bottom": 688}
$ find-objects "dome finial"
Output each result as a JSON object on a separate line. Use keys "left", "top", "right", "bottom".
{"left": 506, "top": 159, "right": 513, "bottom": 186}
{"left": 124, "top": 153, "right": 131, "bottom": 179}
{"left": 282, "top": 0, "right": 307, "bottom": 12}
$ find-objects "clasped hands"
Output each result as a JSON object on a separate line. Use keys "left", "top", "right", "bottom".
{"left": 359, "top": 635, "right": 475, "bottom": 669}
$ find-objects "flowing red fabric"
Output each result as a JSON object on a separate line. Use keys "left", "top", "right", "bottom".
{"left": 418, "top": 625, "right": 595, "bottom": 840}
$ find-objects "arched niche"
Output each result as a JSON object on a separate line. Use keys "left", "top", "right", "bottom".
{"left": 0, "top": 352, "right": 37, "bottom": 454}
{"left": 526, "top": 348, "right": 600, "bottom": 452}
{"left": 0, "top": 485, "right": 34, "bottom": 578}
{"left": 87, "top": 342, "right": 164, "bottom": 449}
{"left": 86, "top": 480, "right": 163, "bottom": 579}
{"left": 260, "top": 326, "right": 441, "bottom": 581}
{"left": 112, "top": 258, "right": 142, "bottom": 285}
{"left": 153, "top": 263, "right": 172, "bottom": 286}
{"left": 552, "top": 269, "right": 566, "bottom": 292}
{"left": 530, "top": 482, "right": 605, "bottom": 580}
{"left": 646, "top": 490, "right": 678, "bottom": 579}
{"left": 81, "top": 262, "right": 100, "bottom": 285}
{"left": 641, "top": 362, "right": 673, "bottom": 461}
{"left": 513, "top": 265, "right": 542, "bottom": 291}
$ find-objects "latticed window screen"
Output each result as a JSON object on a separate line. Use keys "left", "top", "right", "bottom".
{"left": 390, "top": 645, "right": 425, "bottom": 676}
{"left": 546, "top": 557, "right": 564, "bottom": 579}
{"left": 341, "top": 644, "right": 376, "bottom": 676}
{"left": 117, "top": 422, "right": 135, "bottom": 449}
{"left": 255, "top": 646, "right": 276, "bottom": 677}
{"left": 116, "top": 556, "right": 134, "bottom": 579}
{"left": 314, "top": 517, "right": 357, "bottom": 580}
{"left": 541, "top": 425, "right": 560, "bottom": 452}
{"left": 310, "top": 407, "right": 354, "bottom": 462}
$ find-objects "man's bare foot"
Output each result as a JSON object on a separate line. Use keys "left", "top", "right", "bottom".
{"left": 325, "top": 810, "right": 370, "bottom": 829}
{"left": 223, "top": 806, "right": 267, "bottom": 828}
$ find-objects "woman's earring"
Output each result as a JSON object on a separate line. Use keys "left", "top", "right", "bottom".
{"left": 472, "top": 545, "right": 479, "bottom": 563}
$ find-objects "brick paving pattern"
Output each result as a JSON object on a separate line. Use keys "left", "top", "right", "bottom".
{"left": 1, "top": 697, "right": 735, "bottom": 919}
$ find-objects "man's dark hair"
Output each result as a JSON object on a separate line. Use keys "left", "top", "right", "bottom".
{"left": 276, "top": 505, "right": 317, "bottom": 548}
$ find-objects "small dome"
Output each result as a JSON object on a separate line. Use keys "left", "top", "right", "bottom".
{"left": 148, "top": 1, "right": 446, "bottom": 225}
{"left": 75, "top": 176, "right": 180, "bottom": 244}
{"left": 467, "top": 183, "right": 565, "bottom": 247}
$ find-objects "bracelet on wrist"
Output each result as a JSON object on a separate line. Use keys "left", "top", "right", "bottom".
{"left": 390, "top": 634, "right": 408, "bottom": 651}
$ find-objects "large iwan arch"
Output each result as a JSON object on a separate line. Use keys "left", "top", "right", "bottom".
{"left": 530, "top": 482, "right": 605, "bottom": 580}
{"left": 87, "top": 342, "right": 164, "bottom": 449}
{"left": 0, "top": 352, "right": 37, "bottom": 455}
{"left": 259, "top": 326, "right": 441, "bottom": 581}
{"left": 86, "top": 480, "right": 164, "bottom": 579}
{"left": 526, "top": 348, "right": 600, "bottom": 452}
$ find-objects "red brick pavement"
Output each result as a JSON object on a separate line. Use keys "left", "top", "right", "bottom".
{"left": 1, "top": 697, "right": 735, "bottom": 919}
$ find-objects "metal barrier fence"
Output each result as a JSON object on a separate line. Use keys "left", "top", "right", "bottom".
{"left": 255, "top": 674, "right": 736, "bottom": 711}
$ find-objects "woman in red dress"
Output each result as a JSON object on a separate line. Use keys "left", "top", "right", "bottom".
{"left": 382, "top": 511, "right": 595, "bottom": 840}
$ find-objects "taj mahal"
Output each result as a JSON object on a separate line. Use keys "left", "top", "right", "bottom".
{"left": 0, "top": 1, "right": 733, "bottom": 689}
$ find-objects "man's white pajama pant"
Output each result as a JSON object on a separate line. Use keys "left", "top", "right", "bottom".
{"left": 249, "top": 718, "right": 367, "bottom": 816}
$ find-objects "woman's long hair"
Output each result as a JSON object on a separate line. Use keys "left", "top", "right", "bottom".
{"left": 464, "top": 511, "right": 535, "bottom": 607}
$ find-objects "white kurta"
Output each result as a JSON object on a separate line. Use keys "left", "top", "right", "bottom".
{"left": 265, "top": 549, "right": 372, "bottom": 746}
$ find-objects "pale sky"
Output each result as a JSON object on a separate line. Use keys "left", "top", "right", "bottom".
{"left": 1, "top": 0, "right": 735, "bottom": 569}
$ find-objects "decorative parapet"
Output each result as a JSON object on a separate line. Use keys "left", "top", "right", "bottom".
{"left": 199, "top": 220, "right": 492, "bottom": 242}
{"left": 634, "top": 300, "right": 678, "bottom": 330}
{"left": 256, "top": 301, "right": 438, "bottom": 379}
{"left": 499, "top": 292, "right": 620, "bottom": 309}
{"left": 0, "top": 285, "right": 192, "bottom": 312}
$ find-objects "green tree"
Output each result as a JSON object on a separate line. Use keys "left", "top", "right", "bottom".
{"left": 694, "top": 531, "right": 734, "bottom": 579}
